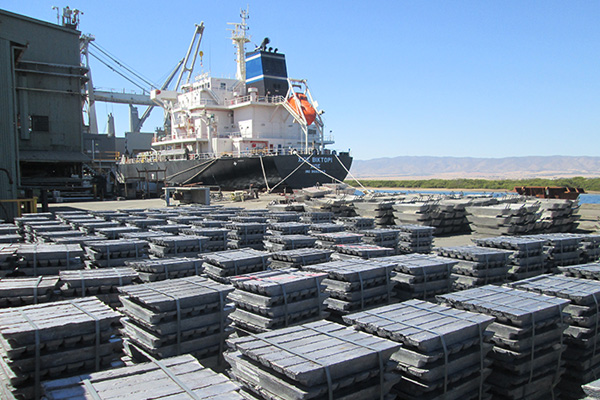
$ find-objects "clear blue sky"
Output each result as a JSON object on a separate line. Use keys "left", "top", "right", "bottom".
{"left": 2, "top": 1, "right": 599, "bottom": 160}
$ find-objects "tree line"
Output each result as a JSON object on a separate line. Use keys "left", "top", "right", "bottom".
{"left": 345, "top": 177, "right": 600, "bottom": 192}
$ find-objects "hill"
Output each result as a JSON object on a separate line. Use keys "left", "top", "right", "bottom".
{"left": 349, "top": 156, "right": 600, "bottom": 180}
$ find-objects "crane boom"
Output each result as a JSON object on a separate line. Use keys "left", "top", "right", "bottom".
{"left": 175, "top": 23, "right": 205, "bottom": 91}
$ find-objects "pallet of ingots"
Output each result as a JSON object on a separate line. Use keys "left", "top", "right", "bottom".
{"left": 392, "top": 201, "right": 435, "bottom": 226}
{"left": 174, "top": 206, "right": 213, "bottom": 216}
{"left": 267, "top": 211, "right": 301, "bottom": 223}
{"left": 267, "top": 221, "right": 310, "bottom": 235}
{"left": 577, "top": 233, "right": 600, "bottom": 263}
{"left": 22, "top": 221, "right": 73, "bottom": 242}
{"left": 89, "top": 210, "right": 129, "bottom": 220}
{"left": 16, "top": 219, "right": 61, "bottom": 237}
{"left": 124, "top": 217, "right": 167, "bottom": 230}
{"left": 0, "top": 224, "right": 18, "bottom": 236}
{"left": 307, "top": 222, "right": 345, "bottom": 234}
{"left": 119, "top": 276, "right": 234, "bottom": 363}
{"left": 34, "top": 229, "right": 88, "bottom": 243}
{"left": 148, "top": 235, "right": 209, "bottom": 258}
{"left": 396, "top": 224, "right": 435, "bottom": 254}
{"left": 125, "top": 257, "right": 204, "bottom": 282}
{"left": 337, "top": 216, "right": 375, "bottom": 231}
{"left": 95, "top": 225, "right": 141, "bottom": 240}
{"left": 180, "top": 227, "right": 228, "bottom": 251}
{"left": 305, "top": 197, "right": 357, "bottom": 217}
{"left": 300, "top": 211, "right": 333, "bottom": 223}
{"left": 474, "top": 236, "right": 547, "bottom": 281}
{"left": 332, "top": 244, "right": 395, "bottom": 260}
{"left": 377, "top": 254, "right": 457, "bottom": 301}
{"left": 0, "top": 276, "right": 59, "bottom": 308}
{"left": 0, "top": 297, "right": 122, "bottom": 400}
{"left": 560, "top": 262, "right": 600, "bottom": 280}
{"left": 120, "top": 230, "right": 173, "bottom": 241}
{"left": 268, "top": 202, "right": 306, "bottom": 212}
{"left": 529, "top": 198, "right": 580, "bottom": 233}
{"left": 42, "top": 354, "right": 245, "bottom": 400}
{"left": 509, "top": 274, "right": 600, "bottom": 399}
{"left": 13, "top": 243, "right": 85, "bottom": 276}
{"left": 13, "top": 213, "right": 54, "bottom": 232}
{"left": 228, "top": 268, "right": 329, "bottom": 333}
{"left": 84, "top": 239, "right": 149, "bottom": 268}
{"left": 76, "top": 219, "right": 122, "bottom": 235}
{"left": 465, "top": 203, "right": 540, "bottom": 236}
{"left": 263, "top": 234, "right": 317, "bottom": 252}
{"left": 343, "top": 299, "right": 495, "bottom": 400}
{"left": 437, "top": 246, "right": 511, "bottom": 290}
{"left": 230, "top": 215, "right": 269, "bottom": 223}
{"left": 193, "top": 219, "right": 227, "bottom": 228}
{"left": 434, "top": 198, "right": 472, "bottom": 234}
{"left": 50, "top": 234, "right": 107, "bottom": 245}
{"left": 201, "top": 248, "right": 270, "bottom": 283}
{"left": 353, "top": 201, "right": 395, "bottom": 226}
{"left": 303, "top": 259, "right": 395, "bottom": 314}
{"left": 150, "top": 223, "right": 191, "bottom": 234}
{"left": 226, "top": 320, "right": 401, "bottom": 400}
{"left": 360, "top": 228, "right": 400, "bottom": 249}
{"left": 438, "top": 285, "right": 569, "bottom": 400}
{"left": 59, "top": 267, "right": 139, "bottom": 308}
{"left": 524, "top": 233, "right": 583, "bottom": 272}
{"left": 312, "top": 231, "right": 363, "bottom": 249}
{"left": 226, "top": 222, "right": 267, "bottom": 250}
{"left": 0, "top": 244, "right": 17, "bottom": 277}
{"left": 270, "top": 248, "right": 334, "bottom": 269}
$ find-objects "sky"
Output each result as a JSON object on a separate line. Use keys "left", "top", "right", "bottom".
{"left": 2, "top": 1, "right": 599, "bottom": 161}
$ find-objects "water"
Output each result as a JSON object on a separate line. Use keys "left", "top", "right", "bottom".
{"left": 366, "top": 189, "right": 600, "bottom": 204}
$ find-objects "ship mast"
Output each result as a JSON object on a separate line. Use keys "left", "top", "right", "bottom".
{"left": 228, "top": 9, "right": 250, "bottom": 82}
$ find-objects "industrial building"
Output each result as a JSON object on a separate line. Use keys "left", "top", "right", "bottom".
{"left": 0, "top": 8, "right": 88, "bottom": 220}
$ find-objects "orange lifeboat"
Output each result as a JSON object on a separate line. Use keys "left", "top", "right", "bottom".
{"left": 287, "top": 93, "right": 316, "bottom": 125}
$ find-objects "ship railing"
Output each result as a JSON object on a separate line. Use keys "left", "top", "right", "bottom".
{"left": 228, "top": 94, "right": 285, "bottom": 106}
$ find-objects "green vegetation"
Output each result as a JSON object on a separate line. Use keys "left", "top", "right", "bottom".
{"left": 345, "top": 177, "right": 600, "bottom": 192}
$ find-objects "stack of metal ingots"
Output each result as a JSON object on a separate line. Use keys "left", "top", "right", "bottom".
{"left": 303, "top": 259, "right": 395, "bottom": 315}
{"left": 148, "top": 235, "right": 209, "bottom": 258}
{"left": 120, "top": 229, "right": 172, "bottom": 242}
{"left": 21, "top": 220, "right": 72, "bottom": 243}
{"left": 42, "top": 354, "right": 245, "bottom": 400}
{"left": 524, "top": 233, "right": 583, "bottom": 272}
{"left": 576, "top": 233, "right": 600, "bottom": 263}
{"left": 560, "top": 262, "right": 600, "bottom": 281}
{"left": 84, "top": 239, "right": 149, "bottom": 268}
{"left": 378, "top": 253, "right": 457, "bottom": 301}
{"left": 201, "top": 248, "right": 270, "bottom": 283}
{"left": 0, "top": 223, "right": 21, "bottom": 244}
{"left": 0, "top": 275, "right": 59, "bottom": 308}
{"left": 119, "top": 276, "right": 234, "bottom": 363}
{"left": 151, "top": 223, "right": 192, "bottom": 235}
{"left": 395, "top": 224, "right": 435, "bottom": 254}
{"left": 353, "top": 201, "right": 396, "bottom": 226}
{"left": 0, "top": 297, "right": 122, "bottom": 399}
{"left": 226, "top": 222, "right": 267, "bottom": 250}
{"left": 331, "top": 243, "right": 395, "bottom": 260}
{"left": 509, "top": 274, "right": 600, "bottom": 399}
{"left": 465, "top": 203, "right": 540, "bottom": 236}
{"left": 181, "top": 226, "right": 229, "bottom": 251}
{"left": 338, "top": 216, "right": 375, "bottom": 231}
{"left": 437, "top": 245, "right": 511, "bottom": 290}
{"left": 266, "top": 221, "right": 310, "bottom": 235}
{"left": 531, "top": 198, "right": 580, "bottom": 233}
{"left": 344, "top": 299, "right": 495, "bottom": 400}
{"left": 474, "top": 236, "right": 547, "bottom": 281}
{"left": 359, "top": 228, "right": 400, "bottom": 251}
{"left": 125, "top": 257, "right": 204, "bottom": 282}
{"left": 312, "top": 231, "right": 363, "bottom": 249}
{"left": 269, "top": 248, "right": 334, "bottom": 269}
{"left": 300, "top": 211, "right": 333, "bottom": 224}
{"left": 263, "top": 234, "right": 317, "bottom": 252}
{"left": 225, "top": 320, "right": 402, "bottom": 400}
{"left": 95, "top": 225, "right": 141, "bottom": 240}
{"left": 307, "top": 222, "right": 345, "bottom": 234}
{"left": 12, "top": 243, "right": 85, "bottom": 276}
{"left": 228, "top": 268, "right": 328, "bottom": 333}
{"left": 58, "top": 267, "right": 139, "bottom": 308}
{"left": 438, "top": 285, "right": 569, "bottom": 400}
{"left": 266, "top": 211, "right": 301, "bottom": 223}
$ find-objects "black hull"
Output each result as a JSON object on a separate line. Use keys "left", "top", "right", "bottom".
{"left": 118, "top": 152, "right": 353, "bottom": 191}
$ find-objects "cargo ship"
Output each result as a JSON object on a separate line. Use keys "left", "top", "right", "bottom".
{"left": 117, "top": 11, "right": 352, "bottom": 192}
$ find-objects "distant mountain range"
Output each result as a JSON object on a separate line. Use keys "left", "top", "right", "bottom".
{"left": 349, "top": 156, "right": 600, "bottom": 180}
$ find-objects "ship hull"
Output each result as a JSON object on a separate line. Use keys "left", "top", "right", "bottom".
{"left": 117, "top": 152, "right": 353, "bottom": 192}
